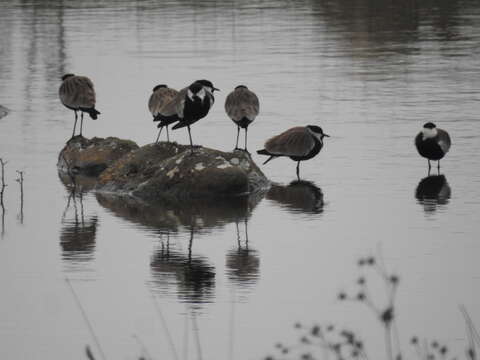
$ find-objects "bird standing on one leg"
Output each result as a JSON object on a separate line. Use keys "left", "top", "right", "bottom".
{"left": 414, "top": 122, "right": 451, "bottom": 174}
{"left": 59, "top": 73, "right": 100, "bottom": 139}
{"left": 149, "top": 84, "right": 179, "bottom": 143}
{"left": 224, "top": 85, "right": 259, "bottom": 153}
{"left": 257, "top": 125, "right": 329, "bottom": 180}
{"left": 157, "top": 79, "right": 219, "bottom": 150}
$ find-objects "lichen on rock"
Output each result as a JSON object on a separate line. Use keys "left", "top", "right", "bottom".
{"left": 96, "top": 142, "right": 269, "bottom": 201}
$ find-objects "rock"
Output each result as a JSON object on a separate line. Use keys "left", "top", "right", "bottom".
{"left": 57, "top": 136, "right": 139, "bottom": 177}
{"left": 97, "top": 142, "right": 269, "bottom": 200}
{"left": 0, "top": 105, "right": 9, "bottom": 119}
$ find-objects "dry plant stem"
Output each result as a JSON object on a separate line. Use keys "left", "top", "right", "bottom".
{"left": 150, "top": 292, "right": 180, "bottom": 360}
{"left": 0, "top": 158, "right": 7, "bottom": 205}
{"left": 1, "top": 158, "right": 7, "bottom": 238}
{"left": 16, "top": 170, "right": 24, "bottom": 224}
{"left": 65, "top": 278, "right": 107, "bottom": 360}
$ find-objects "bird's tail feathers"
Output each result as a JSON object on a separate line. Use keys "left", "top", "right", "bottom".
{"left": 257, "top": 149, "right": 276, "bottom": 165}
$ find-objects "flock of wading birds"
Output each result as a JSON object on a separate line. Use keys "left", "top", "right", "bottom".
{"left": 59, "top": 74, "right": 451, "bottom": 179}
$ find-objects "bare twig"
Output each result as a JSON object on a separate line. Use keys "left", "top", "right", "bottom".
{"left": 15, "top": 170, "right": 24, "bottom": 224}
{"left": 0, "top": 158, "right": 7, "bottom": 237}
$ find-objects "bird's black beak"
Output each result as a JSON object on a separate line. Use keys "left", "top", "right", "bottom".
{"left": 323, "top": 133, "right": 330, "bottom": 138}
{"left": 213, "top": 87, "right": 220, "bottom": 92}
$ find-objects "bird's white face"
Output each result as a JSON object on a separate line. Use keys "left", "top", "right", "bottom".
{"left": 203, "top": 86, "right": 213, "bottom": 94}
{"left": 422, "top": 127, "right": 438, "bottom": 140}
{"left": 307, "top": 127, "right": 323, "bottom": 142}
{"left": 188, "top": 88, "right": 206, "bottom": 101}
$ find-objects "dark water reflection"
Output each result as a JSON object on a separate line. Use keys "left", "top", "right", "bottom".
{"left": 60, "top": 190, "right": 98, "bottom": 267}
{"left": 266, "top": 180, "right": 324, "bottom": 215}
{"left": 151, "top": 232, "right": 216, "bottom": 304}
{"left": 96, "top": 192, "right": 262, "bottom": 303}
{"left": 226, "top": 220, "right": 260, "bottom": 290}
{"left": 415, "top": 174, "right": 451, "bottom": 213}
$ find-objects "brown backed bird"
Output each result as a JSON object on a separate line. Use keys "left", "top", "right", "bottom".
{"left": 59, "top": 73, "right": 100, "bottom": 138}
{"left": 257, "top": 125, "right": 329, "bottom": 180}
{"left": 148, "top": 84, "right": 179, "bottom": 143}
{"left": 224, "top": 85, "right": 259, "bottom": 152}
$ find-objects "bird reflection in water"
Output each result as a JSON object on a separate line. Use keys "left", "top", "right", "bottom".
{"left": 226, "top": 219, "right": 260, "bottom": 292}
{"left": 266, "top": 180, "right": 324, "bottom": 215}
{"left": 95, "top": 193, "right": 261, "bottom": 304}
{"left": 59, "top": 172, "right": 98, "bottom": 267}
{"left": 415, "top": 174, "right": 451, "bottom": 213}
{"left": 60, "top": 190, "right": 98, "bottom": 265}
{"left": 151, "top": 230, "right": 215, "bottom": 304}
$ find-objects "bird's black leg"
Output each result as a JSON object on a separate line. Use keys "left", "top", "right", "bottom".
{"left": 235, "top": 126, "right": 240, "bottom": 150}
{"left": 155, "top": 126, "right": 163, "bottom": 143}
{"left": 80, "top": 112, "right": 84, "bottom": 137}
{"left": 166, "top": 126, "right": 170, "bottom": 142}
{"left": 296, "top": 161, "right": 300, "bottom": 180}
{"left": 244, "top": 127, "right": 250, "bottom": 154}
{"left": 437, "top": 160, "right": 440, "bottom": 174}
{"left": 71, "top": 111, "right": 78, "bottom": 138}
{"left": 187, "top": 125, "right": 194, "bottom": 151}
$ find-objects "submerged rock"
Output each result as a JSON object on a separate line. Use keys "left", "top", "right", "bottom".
{"left": 97, "top": 142, "right": 269, "bottom": 200}
{"left": 57, "top": 136, "right": 139, "bottom": 177}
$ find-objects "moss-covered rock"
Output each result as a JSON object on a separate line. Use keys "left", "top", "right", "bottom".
{"left": 97, "top": 142, "right": 269, "bottom": 200}
{"left": 57, "top": 136, "right": 139, "bottom": 177}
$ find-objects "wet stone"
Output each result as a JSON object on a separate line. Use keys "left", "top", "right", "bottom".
{"left": 57, "top": 136, "right": 139, "bottom": 177}
{"left": 96, "top": 142, "right": 270, "bottom": 201}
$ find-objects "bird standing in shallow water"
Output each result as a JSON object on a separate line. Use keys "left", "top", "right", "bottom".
{"left": 415, "top": 122, "right": 451, "bottom": 173}
{"left": 225, "top": 85, "right": 259, "bottom": 153}
{"left": 257, "top": 125, "right": 329, "bottom": 180}
{"left": 148, "top": 84, "right": 179, "bottom": 143}
{"left": 59, "top": 73, "right": 100, "bottom": 138}
{"left": 156, "top": 79, "right": 219, "bottom": 150}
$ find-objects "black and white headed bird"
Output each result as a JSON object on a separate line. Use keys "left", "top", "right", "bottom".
{"left": 156, "top": 80, "right": 219, "bottom": 149}
{"left": 225, "top": 85, "right": 259, "bottom": 152}
{"left": 149, "top": 84, "right": 179, "bottom": 143}
{"left": 59, "top": 73, "right": 100, "bottom": 138}
{"left": 415, "top": 122, "right": 451, "bottom": 172}
{"left": 257, "top": 125, "right": 329, "bottom": 180}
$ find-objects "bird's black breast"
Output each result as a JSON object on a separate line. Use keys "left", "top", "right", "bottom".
{"left": 183, "top": 96, "right": 212, "bottom": 124}
{"left": 415, "top": 133, "right": 445, "bottom": 160}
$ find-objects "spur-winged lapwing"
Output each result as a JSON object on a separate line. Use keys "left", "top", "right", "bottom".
{"left": 59, "top": 73, "right": 100, "bottom": 138}
{"left": 257, "top": 125, "right": 329, "bottom": 179}
{"left": 149, "top": 84, "right": 179, "bottom": 143}
{"left": 225, "top": 85, "right": 259, "bottom": 152}
{"left": 156, "top": 80, "right": 219, "bottom": 149}
{"left": 415, "top": 122, "right": 451, "bottom": 172}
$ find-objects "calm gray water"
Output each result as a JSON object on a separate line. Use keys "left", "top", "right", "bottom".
{"left": 1, "top": 1, "right": 480, "bottom": 359}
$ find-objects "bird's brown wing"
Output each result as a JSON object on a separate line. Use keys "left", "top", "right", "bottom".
{"left": 148, "top": 88, "right": 179, "bottom": 116}
{"left": 225, "top": 88, "right": 259, "bottom": 122}
{"left": 265, "top": 127, "right": 315, "bottom": 157}
{"left": 159, "top": 87, "right": 187, "bottom": 118}
{"left": 59, "top": 76, "right": 96, "bottom": 109}
{"left": 437, "top": 128, "right": 451, "bottom": 154}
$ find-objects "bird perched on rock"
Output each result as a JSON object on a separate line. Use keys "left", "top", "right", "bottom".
{"left": 225, "top": 85, "right": 259, "bottom": 153}
{"left": 414, "top": 122, "right": 451, "bottom": 172}
{"left": 148, "top": 84, "right": 179, "bottom": 143}
{"left": 257, "top": 125, "right": 329, "bottom": 180}
{"left": 155, "top": 79, "right": 219, "bottom": 149}
{"left": 59, "top": 73, "right": 100, "bottom": 138}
